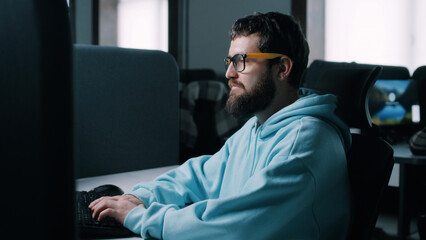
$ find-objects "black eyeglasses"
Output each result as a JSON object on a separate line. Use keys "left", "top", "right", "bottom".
{"left": 224, "top": 53, "right": 287, "bottom": 72}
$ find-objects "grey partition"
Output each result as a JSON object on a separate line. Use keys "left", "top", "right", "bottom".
{"left": 73, "top": 44, "right": 179, "bottom": 178}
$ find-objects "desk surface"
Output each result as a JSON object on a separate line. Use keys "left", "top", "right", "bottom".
{"left": 392, "top": 142, "right": 426, "bottom": 165}
{"left": 76, "top": 165, "right": 179, "bottom": 240}
{"left": 76, "top": 165, "right": 178, "bottom": 192}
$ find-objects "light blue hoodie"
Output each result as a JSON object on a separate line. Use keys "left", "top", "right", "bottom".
{"left": 124, "top": 89, "right": 352, "bottom": 239}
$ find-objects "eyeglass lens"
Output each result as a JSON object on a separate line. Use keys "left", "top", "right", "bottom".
{"left": 225, "top": 54, "right": 245, "bottom": 72}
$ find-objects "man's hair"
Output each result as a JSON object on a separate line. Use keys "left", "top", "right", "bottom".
{"left": 230, "top": 12, "right": 309, "bottom": 87}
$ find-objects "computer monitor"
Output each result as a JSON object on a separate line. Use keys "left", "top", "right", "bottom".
{"left": 0, "top": 0, "right": 75, "bottom": 238}
{"left": 369, "top": 79, "right": 420, "bottom": 125}
{"left": 368, "top": 79, "right": 421, "bottom": 141}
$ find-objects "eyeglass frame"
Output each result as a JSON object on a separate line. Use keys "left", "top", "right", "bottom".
{"left": 224, "top": 53, "right": 288, "bottom": 72}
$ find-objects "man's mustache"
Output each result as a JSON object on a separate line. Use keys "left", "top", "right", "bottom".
{"left": 228, "top": 79, "right": 245, "bottom": 90}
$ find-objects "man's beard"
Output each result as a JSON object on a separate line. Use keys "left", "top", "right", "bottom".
{"left": 225, "top": 72, "right": 276, "bottom": 119}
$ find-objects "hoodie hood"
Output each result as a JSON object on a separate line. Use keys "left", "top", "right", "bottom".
{"left": 258, "top": 88, "right": 351, "bottom": 151}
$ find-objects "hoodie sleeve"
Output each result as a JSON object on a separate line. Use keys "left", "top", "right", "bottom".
{"left": 128, "top": 148, "right": 228, "bottom": 208}
{"left": 123, "top": 138, "right": 232, "bottom": 238}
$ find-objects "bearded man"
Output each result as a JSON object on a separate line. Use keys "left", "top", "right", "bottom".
{"left": 90, "top": 12, "right": 352, "bottom": 240}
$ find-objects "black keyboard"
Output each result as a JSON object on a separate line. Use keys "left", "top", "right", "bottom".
{"left": 76, "top": 184, "right": 136, "bottom": 238}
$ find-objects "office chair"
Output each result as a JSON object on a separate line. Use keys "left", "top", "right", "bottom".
{"left": 345, "top": 133, "right": 395, "bottom": 240}
{"left": 414, "top": 66, "right": 426, "bottom": 126}
{"left": 302, "top": 60, "right": 395, "bottom": 240}
{"left": 413, "top": 66, "right": 426, "bottom": 239}
{"left": 413, "top": 66, "right": 426, "bottom": 79}
{"left": 414, "top": 66, "right": 426, "bottom": 87}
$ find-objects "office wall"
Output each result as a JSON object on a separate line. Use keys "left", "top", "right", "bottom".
{"left": 73, "top": 0, "right": 95, "bottom": 44}
{"left": 306, "top": 0, "right": 324, "bottom": 64}
{"left": 184, "top": 0, "right": 291, "bottom": 77}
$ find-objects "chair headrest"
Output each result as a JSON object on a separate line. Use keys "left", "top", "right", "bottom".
{"left": 302, "top": 60, "right": 382, "bottom": 130}
{"left": 413, "top": 66, "right": 426, "bottom": 80}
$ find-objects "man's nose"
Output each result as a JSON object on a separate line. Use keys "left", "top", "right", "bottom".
{"left": 225, "top": 63, "right": 237, "bottom": 79}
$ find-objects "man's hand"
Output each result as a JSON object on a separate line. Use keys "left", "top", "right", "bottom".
{"left": 89, "top": 194, "right": 145, "bottom": 224}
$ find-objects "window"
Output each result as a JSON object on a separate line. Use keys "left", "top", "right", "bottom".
{"left": 325, "top": 0, "right": 426, "bottom": 73}
{"left": 99, "top": 0, "right": 168, "bottom": 52}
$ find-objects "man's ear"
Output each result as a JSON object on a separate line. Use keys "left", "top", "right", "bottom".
{"left": 277, "top": 57, "right": 293, "bottom": 81}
